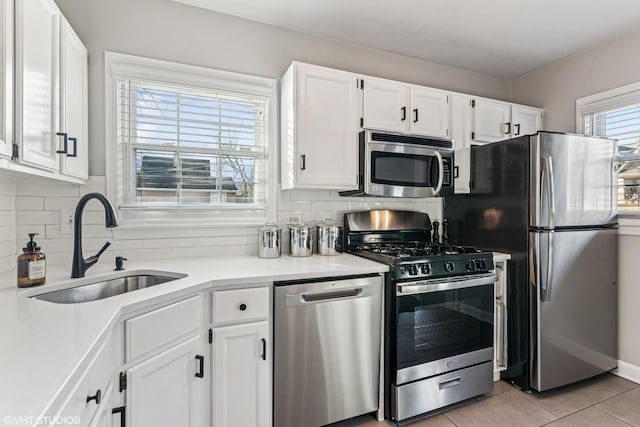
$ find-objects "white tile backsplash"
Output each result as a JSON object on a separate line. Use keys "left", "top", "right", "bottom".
{"left": 9, "top": 176, "right": 442, "bottom": 266}
{"left": 0, "top": 178, "right": 15, "bottom": 274}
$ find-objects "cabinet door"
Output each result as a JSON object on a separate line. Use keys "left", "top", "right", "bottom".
{"left": 511, "top": 105, "right": 542, "bottom": 137}
{"left": 60, "top": 19, "right": 88, "bottom": 180}
{"left": 127, "top": 335, "right": 205, "bottom": 427}
{"left": 409, "top": 87, "right": 450, "bottom": 139}
{"left": 213, "top": 321, "right": 270, "bottom": 427}
{"left": 15, "top": 0, "right": 61, "bottom": 171}
{"left": 451, "top": 94, "right": 473, "bottom": 194}
{"left": 472, "top": 99, "right": 511, "bottom": 143}
{"left": 362, "top": 76, "right": 409, "bottom": 134}
{"left": 295, "top": 64, "right": 359, "bottom": 189}
{"left": 0, "top": 0, "right": 13, "bottom": 159}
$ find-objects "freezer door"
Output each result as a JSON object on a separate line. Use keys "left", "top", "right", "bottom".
{"left": 530, "top": 132, "right": 617, "bottom": 228}
{"left": 529, "top": 228, "right": 617, "bottom": 391}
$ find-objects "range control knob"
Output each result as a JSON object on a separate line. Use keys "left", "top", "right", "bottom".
{"left": 466, "top": 260, "right": 476, "bottom": 271}
{"left": 420, "top": 263, "right": 431, "bottom": 274}
{"left": 475, "top": 259, "right": 487, "bottom": 270}
{"left": 408, "top": 265, "right": 418, "bottom": 275}
{"left": 444, "top": 261, "right": 455, "bottom": 272}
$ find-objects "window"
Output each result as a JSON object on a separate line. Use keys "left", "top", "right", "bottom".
{"left": 577, "top": 82, "right": 640, "bottom": 212}
{"left": 105, "top": 52, "right": 277, "bottom": 225}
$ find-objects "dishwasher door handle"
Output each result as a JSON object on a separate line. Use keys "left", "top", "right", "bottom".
{"left": 285, "top": 286, "right": 370, "bottom": 307}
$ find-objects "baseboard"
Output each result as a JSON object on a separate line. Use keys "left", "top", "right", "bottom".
{"left": 613, "top": 360, "right": 640, "bottom": 384}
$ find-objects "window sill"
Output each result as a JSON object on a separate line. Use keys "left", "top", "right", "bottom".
{"left": 618, "top": 216, "right": 640, "bottom": 236}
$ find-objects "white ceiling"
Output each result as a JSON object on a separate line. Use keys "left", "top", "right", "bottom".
{"left": 172, "top": 0, "right": 640, "bottom": 78}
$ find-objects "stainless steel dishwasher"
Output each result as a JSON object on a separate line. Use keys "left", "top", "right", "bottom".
{"left": 274, "top": 275, "right": 383, "bottom": 427}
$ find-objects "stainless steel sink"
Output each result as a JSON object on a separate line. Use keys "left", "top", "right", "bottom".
{"left": 31, "top": 272, "right": 188, "bottom": 304}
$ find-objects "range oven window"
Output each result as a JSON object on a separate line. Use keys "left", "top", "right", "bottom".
{"left": 396, "top": 284, "right": 493, "bottom": 369}
{"left": 371, "top": 151, "right": 438, "bottom": 187}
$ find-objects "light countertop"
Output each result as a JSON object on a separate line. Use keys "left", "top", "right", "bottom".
{"left": 0, "top": 254, "right": 388, "bottom": 422}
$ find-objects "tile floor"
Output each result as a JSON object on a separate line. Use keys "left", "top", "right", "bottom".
{"left": 332, "top": 374, "right": 640, "bottom": 426}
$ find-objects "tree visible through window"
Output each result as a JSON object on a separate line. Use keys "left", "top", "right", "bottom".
{"left": 583, "top": 103, "right": 640, "bottom": 210}
{"left": 118, "top": 80, "right": 267, "bottom": 209}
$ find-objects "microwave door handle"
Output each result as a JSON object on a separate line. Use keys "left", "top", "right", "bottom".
{"left": 432, "top": 150, "right": 444, "bottom": 196}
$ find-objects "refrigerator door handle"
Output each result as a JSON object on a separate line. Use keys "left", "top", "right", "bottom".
{"left": 542, "top": 231, "right": 554, "bottom": 302}
{"left": 541, "top": 155, "right": 556, "bottom": 229}
{"left": 432, "top": 150, "right": 444, "bottom": 196}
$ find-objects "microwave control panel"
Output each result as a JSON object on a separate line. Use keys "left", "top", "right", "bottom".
{"left": 443, "top": 157, "right": 452, "bottom": 187}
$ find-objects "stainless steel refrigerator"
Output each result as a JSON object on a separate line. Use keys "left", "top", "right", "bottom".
{"left": 445, "top": 131, "right": 618, "bottom": 392}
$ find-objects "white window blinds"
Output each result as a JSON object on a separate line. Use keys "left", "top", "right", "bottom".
{"left": 117, "top": 78, "right": 267, "bottom": 210}
{"left": 579, "top": 85, "right": 640, "bottom": 211}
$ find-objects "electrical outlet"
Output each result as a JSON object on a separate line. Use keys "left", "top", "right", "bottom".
{"left": 61, "top": 209, "right": 74, "bottom": 234}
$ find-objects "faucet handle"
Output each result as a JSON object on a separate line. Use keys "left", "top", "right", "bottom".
{"left": 115, "top": 256, "right": 128, "bottom": 271}
{"left": 93, "top": 240, "right": 112, "bottom": 260}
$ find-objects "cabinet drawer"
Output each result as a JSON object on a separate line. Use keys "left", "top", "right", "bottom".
{"left": 126, "top": 295, "right": 203, "bottom": 361}
{"left": 57, "top": 331, "right": 119, "bottom": 426}
{"left": 213, "top": 287, "right": 269, "bottom": 325}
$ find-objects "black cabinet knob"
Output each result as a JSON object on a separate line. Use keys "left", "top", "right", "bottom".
{"left": 87, "top": 389, "right": 102, "bottom": 405}
{"left": 239, "top": 303, "right": 247, "bottom": 311}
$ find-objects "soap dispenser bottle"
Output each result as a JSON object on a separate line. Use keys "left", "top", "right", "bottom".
{"left": 17, "top": 233, "right": 46, "bottom": 288}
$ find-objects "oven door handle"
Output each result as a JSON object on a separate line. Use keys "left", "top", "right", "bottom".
{"left": 396, "top": 273, "right": 496, "bottom": 295}
{"left": 432, "top": 150, "right": 444, "bottom": 196}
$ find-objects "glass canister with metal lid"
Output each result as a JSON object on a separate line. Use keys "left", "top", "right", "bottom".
{"left": 258, "top": 223, "right": 282, "bottom": 258}
{"left": 316, "top": 220, "right": 343, "bottom": 256}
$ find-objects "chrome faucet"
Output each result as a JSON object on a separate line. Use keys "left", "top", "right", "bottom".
{"left": 71, "top": 193, "right": 119, "bottom": 278}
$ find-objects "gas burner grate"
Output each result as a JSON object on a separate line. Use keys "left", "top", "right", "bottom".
{"left": 351, "top": 243, "right": 482, "bottom": 259}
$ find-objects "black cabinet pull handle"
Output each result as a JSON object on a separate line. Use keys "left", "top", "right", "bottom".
{"left": 261, "top": 338, "right": 266, "bottom": 361}
{"left": 68, "top": 137, "right": 78, "bottom": 157}
{"left": 300, "top": 154, "right": 306, "bottom": 170}
{"left": 86, "top": 389, "right": 102, "bottom": 405}
{"left": 514, "top": 123, "right": 521, "bottom": 136}
{"left": 401, "top": 106, "right": 407, "bottom": 121}
{"left": 195, "top": 355, "right": 204, "bottom": 378}
{"left": 112, "top": 406, "right": 126, "bottom": 427}
{"left": 239, "top": 303, "right": 247, "bottom": 311}
{"left": 413, "top": 108, "right": 418, "bottom": 123}
{"left": 454, "top": 166, "right": 459, "bottom": 179}
{"left": 505, "top": 122, "right": 511, "bottom": 135}
{"left": 56, "top": 132, "right": 68, "bottom": 154}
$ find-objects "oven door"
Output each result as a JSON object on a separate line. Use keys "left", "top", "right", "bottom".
{"left": 364, "top": 140, "right": 453, "bottom": 198}
{"left": 394, "top": 273, "right": 495, "bottom": 385}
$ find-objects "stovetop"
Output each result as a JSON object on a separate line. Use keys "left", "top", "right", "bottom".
{"left": 343, "top": 210, "right": 494, "bottom": 280}
{"left": 348, "top": 243, "right": 494, "bottom": 280}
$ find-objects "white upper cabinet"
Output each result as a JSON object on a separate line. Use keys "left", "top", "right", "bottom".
{"left": 0, "top": 0, "right": 13, "bottom": 159}
{"left": 472, "top": 99, "right": 543, "bottom": 144}
{"left": 362, "top": 77, "right": 408, "bottom": 134}
{"left": 511, "top": 104, "right": 543, "bottom": 137}
{"left": 472, "top": 98, "right": 511, "bottom": 143}
{"left": 410, "top": 86, "right": 450, "bottom": 139}
{"left": 14, "top": 0, "right": 88, "bottom": 182}
{"left": 59, "top": 18, "right": 88, "bottom": 180}
{"left": 281, "top": 62, "right": 359, "bottom": 190}
{"left": 451, "top": 94, "right": 473, "bottom": 194}
{"left": 15, "top": 0, "right": 61, "bottom": 171}
{"left": 362, "top": 76, "right": 450, "bottom": 138}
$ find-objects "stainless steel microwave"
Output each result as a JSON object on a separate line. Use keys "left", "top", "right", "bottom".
{"left": 340, "top": 130, "right": 454, "bottom": 198}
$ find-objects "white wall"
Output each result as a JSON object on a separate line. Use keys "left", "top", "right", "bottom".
{"left": 53, "top": 0, "right": 509, "bottom": 176}
{"left": 0, "top": 177, "right": 15, "bottom": 273}
{"left": 511, "top": 30, "right": 640, "bottom": 382}
{"left": 510, "top": 29, "right": 640, "bottom": 132}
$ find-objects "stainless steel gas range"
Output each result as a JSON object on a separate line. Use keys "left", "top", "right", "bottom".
{"left": 344, "top": 210, "right": 496, "bottom": 421}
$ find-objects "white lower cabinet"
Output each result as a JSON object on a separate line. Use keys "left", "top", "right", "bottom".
{"left": 126, "top": 334, "right": 206, "bottom": 427}
{"left": 494, "top": 259, "right": 508, "bottom": 380}
{"left": 212, "top": 321, "right": 270, "bottom": 427}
